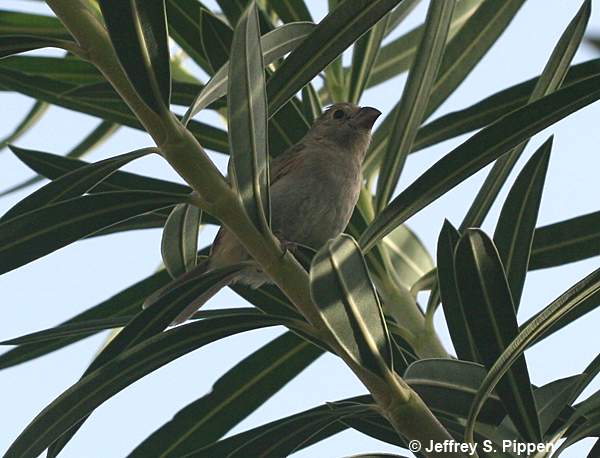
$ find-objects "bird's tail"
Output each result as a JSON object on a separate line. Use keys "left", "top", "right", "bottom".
{"left": 143, "top": 261, "right": 239, "bottom": 325}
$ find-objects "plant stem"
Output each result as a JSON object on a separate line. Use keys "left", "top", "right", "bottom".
{"left": 47, "top": 2, "right": 461, "bottom": 453}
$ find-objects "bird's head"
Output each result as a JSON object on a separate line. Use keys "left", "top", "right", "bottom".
{"left": 308, "top": 103, "right": 381, "bottom": 159}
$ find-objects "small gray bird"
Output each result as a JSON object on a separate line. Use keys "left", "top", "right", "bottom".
{"left": 149, "top": 103, "right": 381, "bottom": 323}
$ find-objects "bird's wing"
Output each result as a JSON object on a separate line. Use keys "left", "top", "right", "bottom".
{"left": 270, "top": 142, "right": 306, "bottom": 185}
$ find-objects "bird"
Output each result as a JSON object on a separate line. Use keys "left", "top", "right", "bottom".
{"left": 147, "top": 102, "right": 381, "bottom": 323}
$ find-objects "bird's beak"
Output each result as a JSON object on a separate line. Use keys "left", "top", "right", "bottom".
{"left": 353, "top": 106, "right": 382, "bottom": 130}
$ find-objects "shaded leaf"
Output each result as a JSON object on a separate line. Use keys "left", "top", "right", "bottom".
{"left": 161, "top": 204, "right": 202, "bottom": 278}
{"left": 99, "top": 0, "right": 171, "bottom": 112}
{"left": 530, "top": 210, "right": 600, "bottom": 270}
{"left": 200, "top": 8, "right": 233, "bottom": 73}
{"left": 310, "top": 234, "right": 392, "bottom": 376}
{"left": 347, "top": 14, "right": 388, "bottom": 104}
{"left": 228, "top": 3, "right": 270, "bottom": 231}
{"left": 0, "top": 270, "right": 171, "bottom": 370}
{"left": 375, "top": 0, "right": 455, "bottom": 211}
{"left": 47, "top": 265, "right": 245, "bottom": 457}
{"left": 461, "top": 0, "right": 590, "bottom": 229}
{"left": 359, "top": 71, "right": 600, "bottom": 252}
{"left": 455, "top": 229, "right": 541, "bottom": 442}
{"left": 266, "top": 0, "right": 402, "bottom": 116}
{"left": 465, "top": 270, "right": 600, "bottom": 444}
{"left": 0, "top": 100, "right": 48, "bottom": 155}
{"left": 367, "top": 0, "right": 483, "bottom": 89}
{"left": 1, "top": 147, "right": 156, "bottom": 222}
{"left": 0, "top": 35, "right": 76, "bottom": 58}
{"left": 0, "top": 191, "right": 188, "bottom": 275}
{"left": 184, "top": 22, "right": 316, "bottom": 123}
{"left": 404, "top": 359, "right": 505, "bottom": 424}
{"left": 436, "top": 220, "right": 478, "bottom": 362}
{"left": 130, "top": 332, "right": 322, "bottom": 457}
{"left": 270, "top": 0, "right": 313, "bottom": 23}
{"left": 383, "top": 224, "right": 434, "bottom": 290}
{"left": 4, "top": 314, "right": 281, "bottom": 458}
{"left": 494, "top": 138, "right": 552, "bottom": 308}
{"left": 0, "top": 67, "right": 229, "bottom": 153}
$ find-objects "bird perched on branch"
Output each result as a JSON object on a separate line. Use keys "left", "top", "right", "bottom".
{"left": 147, "top": 102, "right": 381, "bottom": 323}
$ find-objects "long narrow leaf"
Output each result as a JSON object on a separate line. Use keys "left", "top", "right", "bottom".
{"left": 4, "top": 314, "right": 280, "bottom": 458}
{"left": 130, "top": 332, "right": 322, "bottom": 457}
{"left": 359, "top": 72, "right": 600, "bottom": 252}
{"left": 1, "top": 147, "right": 156, "bottom": 222}
{"left": 310, "top": 234, "right": 393, "bottom": 376}
{"left": 437, "top": 220, "right": 478, "bottom": 361}
{"left": 465, "top": 266, "right": 600, "bottom": 444}
{"left": 46, "top": 265, "right": 244, "bottom": 456}
{"left": 228, "top": 3, "right": 270, "bottom": 231}
{"left": 184, "top": 22, "right": 316, "bottom": 123}
{"left": 99, "top": 0, "right": 171, "bottom": 112}
{"left": 266, "top": 0, "right": 402, "bottom": 116}
{"left": 0, "top": 100, "right": 48, "bottom": 152}
{"left": 0, "top": 191, "right": 188, "bottom": 275}
{"left": 161, "top": 204, "right": 202, "bottom": 278}
{"left": 530, "top": 210, "right": 600, "bottom": 270}
{"left": 493, "top": 138, "right": 552, "bottom": 308}
{"left": 460, "top": 0, "right": 590, "bottom": 229}
{"left": 375, "top": 0, "right": 455, "bottom": 211}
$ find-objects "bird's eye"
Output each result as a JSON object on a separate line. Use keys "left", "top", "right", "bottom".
{"left": 332, "top": 109, "right": 345, "bottom": 119}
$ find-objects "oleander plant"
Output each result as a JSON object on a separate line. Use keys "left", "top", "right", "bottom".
{"left": 1, "top": 0, "right": 600, "bottom": 457}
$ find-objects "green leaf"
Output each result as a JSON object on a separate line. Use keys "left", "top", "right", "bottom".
{"left": 1, "top": 120, "right": 119, "bottom": 196}
{"left": 7, "top": 146, "right": 190, "bottom": 195}
{"left": 383, "top": 0, "right": 422, "bottom": 37}
{"left": 99, "top": 0, "right": 171, "bottom": 112}
{"left": 1, "top": 147, "right": 156, "bottom": 222}
{"left": 359, "top": 71, "right": 600, "bottom": 252}
{"left": 266, "top": 0, "right": 402, "bottom": 116}
{"left": 364, "top": 58, "right": 600, "bottom": 176}
{"left": 424, "top": 0, "right": 526, "bottom": 119}
{"left": 0, "top": 270, "right": 171, "bottom": 370}
{"left": 367, "top": 0, "right": 483, "bottom": 89}
{"left": 0, "top": 9, "right": 67, "bottom": 37}
{"left": 270, "top": 0, "right": 313, "bottom": 23}
{"left": 0, "top": 100, "right": 48, "bottom": 153}
{"left": 461, "top": 0, "right": 590, "bottom": 229}
{"left": 436, "top": 220, "right": 478, "bottom": 362}
{"left": 4, "top": 314, "right": 280, "bottom": 458}
{"left": 301, "top": 82, "right": 322, "bottom": 123}
{"left": 228, "top": 3, "right": 270, "bottom": 232}
{"left": 0, "top": 55, "right": 103, "bottom": 84}
{"left": 166, "top": 0, "right": 214, "bottom": 74}
{"left": 519, "top": 288, "right": 600, "bottom": 345}
{"left": 130, "top": 332, "right": 322, "bottom": 457}
{"left": 310, "top": 234, "right": 393, "bottom": 376}
{"left": 161, "top": 204, "right": 202, "bottom": 278}
{"left": 530, "top": 210, "right": 600, "bottom": 270}
{"left": 1, "top": 308, "right": 255, "bottom": 346}
{"left": 404, "top": 359, "right": 505, "bottom": 424}
{"left": 375, "top": 0, "right": 455, "bottom": 211}
{"left": 0, "top": 67, "right": 229, "bottom": 153}
{"left": 200, "top": 8, "right": 233, "bottom": 73}
{"left": 494, "top": 138, "right": 552, "bottom": 308}
{"left": 46, "top": 265, "right": 244, "bottom": 457}
{"left": 0, "top": 35, "right": 76, "bottom": 58}
{"left": 535, "top": 375, "right": 585, "bottom": 435}
{"left": 0, "top": 191, "right": 187, "bottom": 275}
{"left": 465, "top": 266, "right": 600, "bottom": 444}
{"left": 184, "top": 22, "right": 316, "bottom": 124}
{"left": 347, "top": 13, "right": 388, "bottom": 104}
{"left": 191, "top": 396, "right": 371, "bottom": 457}
{"left": 455, "top": 229, "right": 541, "bottom": 442}
{"left": 383, "top": 224, "right": 434, "bottom": 290}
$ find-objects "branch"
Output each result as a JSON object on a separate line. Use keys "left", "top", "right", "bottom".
{"left": 46, "top": 1, "right": 461, "bottom": 454}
